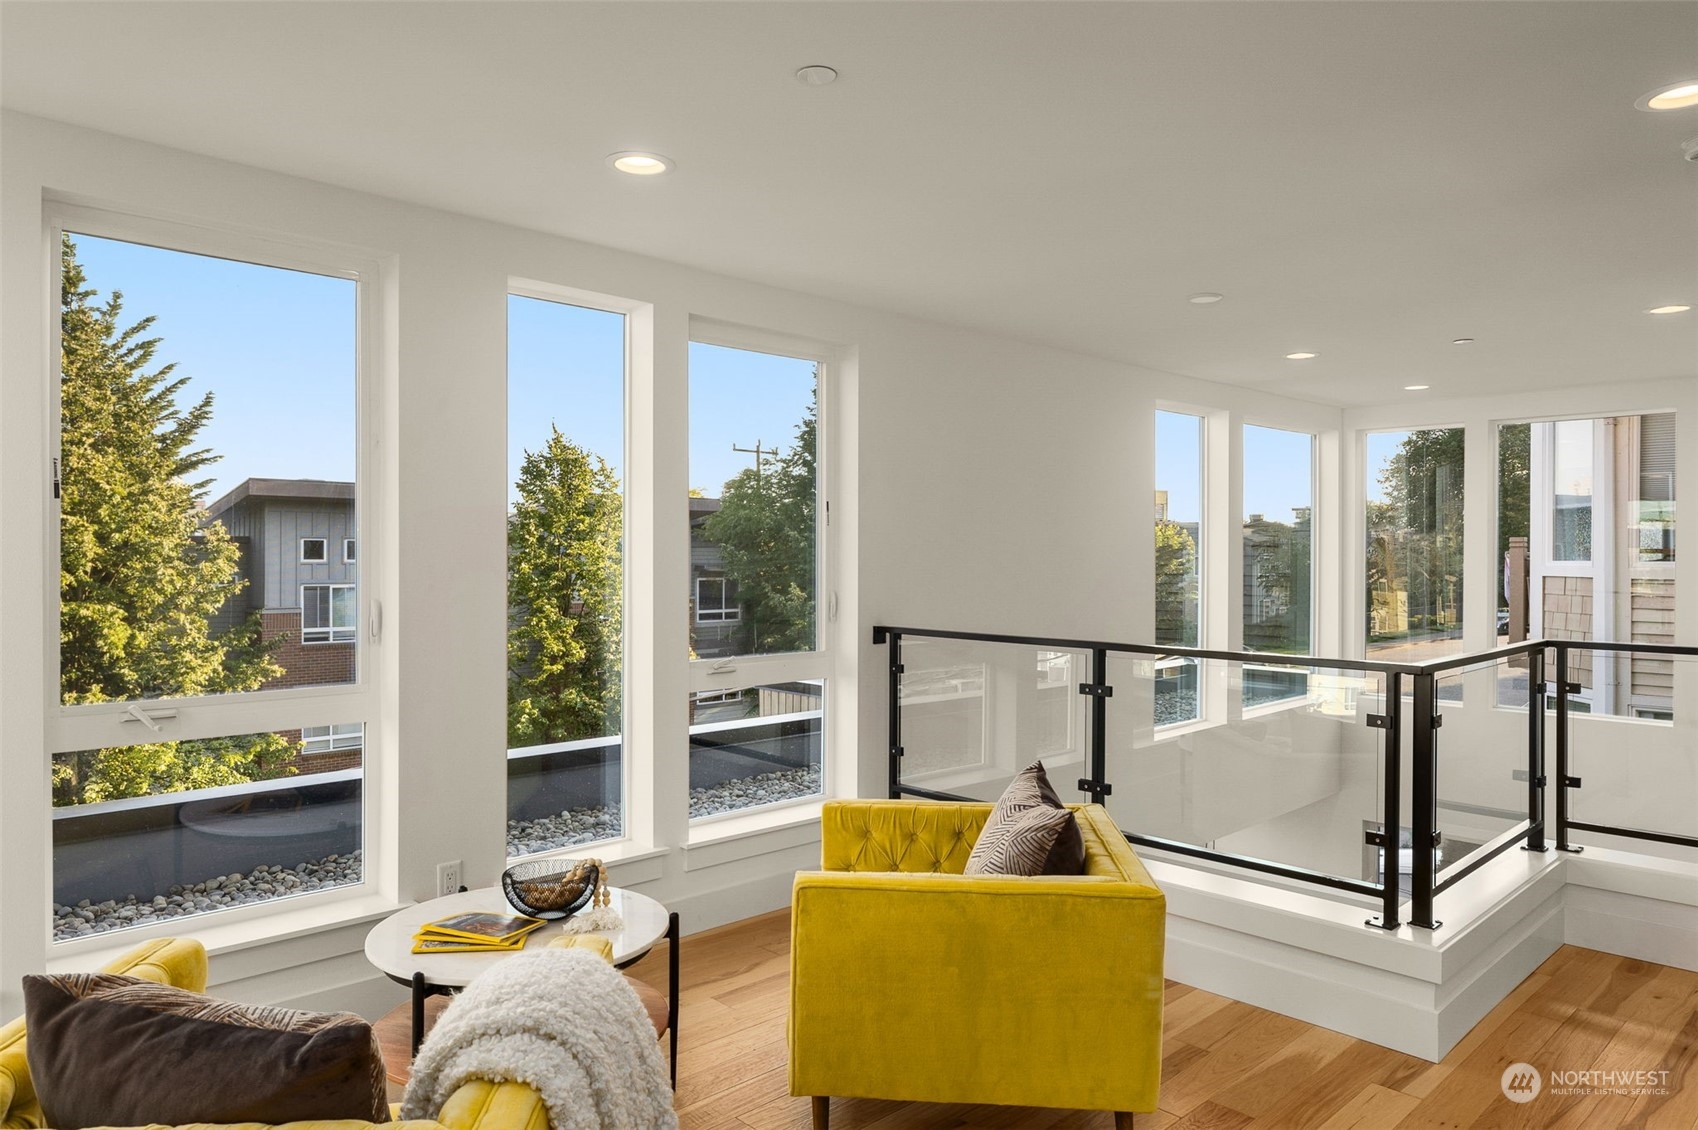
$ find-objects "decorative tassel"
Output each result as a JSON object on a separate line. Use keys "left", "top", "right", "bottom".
{"left": 559, "top": 859, "right": 624, "bottom": 933}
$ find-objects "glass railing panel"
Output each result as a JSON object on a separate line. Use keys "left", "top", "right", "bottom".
{"left": 52, "top": 725, "right": 364, "bottom": 941}
{"left": 689, "top": 681, "right": 824, "bottom": 820}
{"left": 507, "top": 738, "right": 623, "bottom": 857}
{"left": 1431, "top": 660, "right": 1531, "bottom": 885}
{"left": 1564, "top": 648, "right": 1697, "bottom": 849}
{"left": 1105, "top": 654, "right": 1387, "bottom": 889}
{"left": 895, "top": 637, "right": 1090, "bottom": 801}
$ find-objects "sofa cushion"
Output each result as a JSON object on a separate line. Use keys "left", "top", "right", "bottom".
{"left": 964, "top": 761, "right": 1086, "bottom": 876}
{"left": 23, "top": 972, "right": 390, "bottom": 1128}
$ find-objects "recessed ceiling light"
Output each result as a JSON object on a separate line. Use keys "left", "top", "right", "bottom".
{"left": 1637, "top": 81, "right": 1698, "bottom": 111}
{"left": 1451, "top": 338, "right": 1475, "bottom": 345}
{"left": 607, "top": 151, "right": 673, "bottom": 175}
{"left": 795, "top": 65, "right": 838, "bottom": 86}
{"left": 1187, "top": 292, "right": 1223, "bottom": 304}
{"left": 1285, "top": 352, "right": 1318, "bottom": 360}
{"left": 1405, "top": 384, "right": 1430, "bottom": 391}
{"left": 1646, "top": 304, "right": 1692, "bottom": 315}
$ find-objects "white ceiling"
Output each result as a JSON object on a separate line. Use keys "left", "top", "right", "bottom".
{"left": 4, "top": 1, "right": 1695, "bottom": 407}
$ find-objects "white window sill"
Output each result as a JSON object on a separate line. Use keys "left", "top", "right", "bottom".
{"left": 684, "top": 799, "right": 824, "bottom": 870}
{"left": 48, "top": 889, "right": 404, "bottom": 974}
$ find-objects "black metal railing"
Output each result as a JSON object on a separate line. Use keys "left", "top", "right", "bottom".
{"left": 876, "top": 625, "right": 1694, "bottom": 932}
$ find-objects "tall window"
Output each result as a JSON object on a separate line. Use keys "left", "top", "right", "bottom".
{"left": 1551, "top": 419, "right": 1594, "bottom": 562}
{"left": 505, "top": 292, "right": 626, "bottom": 857}
{"left": 1242, "top": 425, "right": 1313, "bottom": 656}
{"left": 50, "top": 219, "right": 366, "bottom": 941}
{"left": 1365, "top": 429, "right": 1465, "bottom": 662}
{"left": 687, "top": 337, "right": 825, "bottom": 820}
{"left": 1155, "top": 411, "right": 1204, "bottom": 726}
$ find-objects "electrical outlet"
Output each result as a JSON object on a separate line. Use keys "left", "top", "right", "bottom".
{"left": 437, "top": 860, "right": 462, "bottom": 897}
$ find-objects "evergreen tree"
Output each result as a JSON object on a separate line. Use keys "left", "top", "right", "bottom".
{"left": 55, "top": 236, "right": 288, "bottom": 805}
{"left": 703, "top": 401, "right": 817, "bottom": 656}
{"left": 507, "top": 428, "right": 624, "bottom": 747}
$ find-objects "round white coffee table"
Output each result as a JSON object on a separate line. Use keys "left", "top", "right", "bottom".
{"left": 364, "top": 884, "right": 677, "bottom": 1083}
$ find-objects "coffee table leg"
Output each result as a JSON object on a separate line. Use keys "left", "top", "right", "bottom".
{"left": 411, "top": 972, "right": 427, "bottom": 1057}
{"left": 668, "top": 911, "right": 680, "bottom": 1088}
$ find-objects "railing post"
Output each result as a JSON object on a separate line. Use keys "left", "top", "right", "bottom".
{"left": 1409, "top": 669, "right": 1441, "bottom": 929}
{"left": 1076, "top": 648, "right": 1112, "bottom": 804}
{"left": 1524, "top": 645, "right": 1547, "bottom": 852}
{"left": 1554, "top": 644, "right": 1581, "bottom": 853}
{"left": 1368, "top": 671, "right": 1402, "bottom": 930}
{"left": 879, "top": 628, "right": 904, "bottom": 799}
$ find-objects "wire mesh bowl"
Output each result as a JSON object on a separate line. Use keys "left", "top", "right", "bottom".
{"left": 501, "top": 858, "right": 601, "bottom": 919}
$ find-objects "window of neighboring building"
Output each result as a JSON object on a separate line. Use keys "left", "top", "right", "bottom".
{"left": 49, "top": 213, "right": 369, "bottom": 942}
{"left": 505, "top": 289, "right": 626, "bottom": 858}
{"left": 1155, "top": 410, "right": 1204, "bottom": 726}
{"left": 695, "top": 576, "right": 740, "bottom": 623}
{"left": 1551, "top": 419, "right": 1594, "bottom": 562}
{"left": 1365, "top": 428, "right": 1465, "bottom": 664}
{"left": 343, "top": 538, "right": 357, "bottom": 563}
{"left": 1242, "top": 425, "right": 1314, "bottom": 657}
{"left": 301, "top": 723, "right": 364, "bottom": 753}
{"left": 301, "top": 583, "right": 356, "bottom": 643}
{"left": 687, "top": 334, "right": 827, "bottom": 821}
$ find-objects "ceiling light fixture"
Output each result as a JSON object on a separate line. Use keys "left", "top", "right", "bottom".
{"left": 795, "top": 65, "right": 838, "bottom": 86}
{"left": 1285, "top": 352, "right": 1318, "bottom": 360}
{"left": 1451, "top": 338, "right": 1475, "bottom": 345}
{"left": 1404, "top": 385, "right": 1430, "bottom": 391}
{"left": 1647, "top": 304, "right": 1692, "bottom": 315}
{"left": 1637, "top": 81, "right": 1698, "bottom": 111}
{"left": 1187, "top": 292, "right": 1223, "bottom": 304}
{"left": 607, "top": 151, "right": 673, "bottom": 176}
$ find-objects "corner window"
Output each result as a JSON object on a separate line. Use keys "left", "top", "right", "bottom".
{"left": 49, "top": 215, "right": 369, "bottom": 941}
{"left": 301, "top": 583, "right": 356, "bottom": 643}
{"left": 1365, "top": 428, "right": 1465, "bottom": 663}
{"left": 1154, "top": 410, "right": 1204, "bottom": 727}
{"left": 695, "top": 576, "right": 741, "bottom": 623}
{"left": 1242, "top": 424, "right": 1314, "bottom": 657}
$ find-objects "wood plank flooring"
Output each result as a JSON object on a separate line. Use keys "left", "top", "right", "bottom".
{"left": 619, "top": 910, "right": 1698, "bottom": 1130}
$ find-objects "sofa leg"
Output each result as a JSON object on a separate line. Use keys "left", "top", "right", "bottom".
{"left": 811, "top": 1096, "right": 829, "bottom": 1129}
{"left": 1113, "top": 1114, "right": 1134, "bottom": 1130}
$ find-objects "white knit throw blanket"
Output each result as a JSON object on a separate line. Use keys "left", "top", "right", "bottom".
{"left": 399, "top": 947, "right": 677, "bottom": 1130}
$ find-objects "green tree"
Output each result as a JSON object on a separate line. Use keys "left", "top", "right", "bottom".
{"left": 1374, "top": 430, "right": 1466, "bottom": 638}
{"left": 507, "top": 428, "right": 624, "bottom": 748}
{"left": 703, "top": 402, "right": 817, "bottom": 656}
{"left": 55, "top": 237, "right": 289, "bottom": 806}
{"left": 1154, "top": 520, "right": 1198, "bottom": 645}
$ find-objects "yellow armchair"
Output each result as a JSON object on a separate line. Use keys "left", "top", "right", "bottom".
{"left": 0, "top": 937, "right": 551, "bottom": 1130}
{"left": 789, "top": 800, "right": 1165, "bottom": 1128}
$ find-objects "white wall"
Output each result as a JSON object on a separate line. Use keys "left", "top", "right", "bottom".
{"left": 1, "top": 111, "right": 1344, "bottom": 1017}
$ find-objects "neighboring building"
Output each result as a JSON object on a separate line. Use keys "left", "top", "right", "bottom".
{"left": 202, "top": 478, "right": 361, "bottom": 769}
{"left": 689, "top": 496, "right": 740, "bottom": 660}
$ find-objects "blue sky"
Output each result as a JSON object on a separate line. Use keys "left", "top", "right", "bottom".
{"left": 1155, "top": 411, "right": 1316, "bottom": 525}
{"left": 68, "top": 235, "right": 815, "bottom": 509}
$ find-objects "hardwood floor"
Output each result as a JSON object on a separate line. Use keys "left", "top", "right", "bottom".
{"left": 621, "top": 910, "right": 1698, "bottom": 1130}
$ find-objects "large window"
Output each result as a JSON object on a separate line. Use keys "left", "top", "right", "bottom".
{"left": 505, "top": 291, "right": 626, "bottom": 857}
{"left": 687, "top": 337, "right": 826, "bottom": 819}
{"left": 1500, "top": 414, "right": 1677, "bottom": 717}
{"left": 1365, "top": 429, "right": 1465, "bottom": 662}
{"left": 1242, "top": 425, "right": 1313, "bottom": 656}
{"left": 49, "top": 217, "right": 368, "bottom": 940}
{"left": 1155, "top": 411, "right": 1204, "bottom": 726}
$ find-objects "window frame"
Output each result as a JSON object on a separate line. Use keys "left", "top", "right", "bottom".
{"left": 1240, "top": 421, "right": 1318, "bottom": 658}
{"left": 685, "top": 321, "right": 836, "bottom": 825}
{"left": 694, "top": 575, "right": 741, "bottom": 624}
{"left": 43, "top": 202, "right": 386, "bottom": 948}
{"left": 343, "top": 538, "right": 357, "bottom": 564}
{"left": 300, "top": 537, "right": 328, "bottom": 563}
{"left": 301, "top": 583, "right": 358, "bottom": 644}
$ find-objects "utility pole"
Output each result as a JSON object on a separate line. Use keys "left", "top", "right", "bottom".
{"left": 731, "top": 441, "right": 782, "bottom": 485}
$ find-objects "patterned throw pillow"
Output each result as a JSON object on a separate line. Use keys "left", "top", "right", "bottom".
{"left": 23, "top": 973, "right": 390, "bottom": 1128}
{"left": 964, "top": 760, "right": 1087, "bottom": 876}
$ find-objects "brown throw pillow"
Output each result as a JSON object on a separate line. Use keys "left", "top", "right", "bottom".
{"left": 23, "top": 973, "right": 390, "bottom": 1129}
{"left": 964, "top": 760, "right": 1087, "bottom": 876}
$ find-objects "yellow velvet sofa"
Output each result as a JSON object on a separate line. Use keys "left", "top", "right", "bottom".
{"left": 789, "top": 800, "right": 1165, "bottom": 1128}
{"left": 0, "top": 936, "right": 560, "bottom": 1130}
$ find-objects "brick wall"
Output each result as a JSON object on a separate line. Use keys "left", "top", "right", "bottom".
{"left": 260, "top": 612, "right": 361, "bottom": 775}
